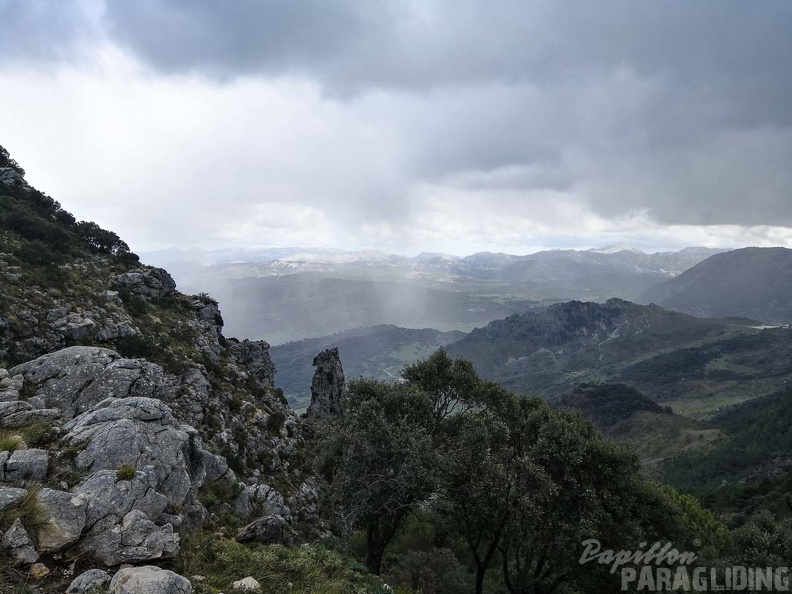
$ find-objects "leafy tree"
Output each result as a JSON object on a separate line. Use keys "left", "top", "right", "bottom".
{"left": 315, "top": 379, "right": 440, "bottom": 574}
{"left": 0, "top": 145, "right": 25, "bottom": 176}
{"left": 727, "top": 510, "right": 792, "bottom": 567}
{"left": 497, "top": 407, "right": 682, "bottom": 594}
{"left": 437, "top": 395, "right": 549, "bottom": 594}
{"left": 76, "top": 220, "right": 131, "bottom": 255}
{"left": 1, "top": 208, "right": 71, "bottom": 249}
{"left": 314, "top": 349, "right": 690, "bottom": 593}
{"left": 401, "top": 349, "right": 489, "bottom": 423}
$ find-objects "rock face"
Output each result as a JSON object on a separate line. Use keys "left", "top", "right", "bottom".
{"left": 109, "top": 565, "right": 192, "bottom": 594}
{"left": 114, "top": 268, "right": 177, "bottom": 301}
{"left": 228, "top": 338, "right": 276, "bottom": 388}
{"left": 306, "top": 347, "right": 345, "bottom": 419}
{"left": 0, "top": 347, "right": 238, "bottom": 567}
{"left": 63, "top": 396, "right": 214, "bottom": 506}
{"left": 10, "top": 346, "right": 168, "bottom": 418}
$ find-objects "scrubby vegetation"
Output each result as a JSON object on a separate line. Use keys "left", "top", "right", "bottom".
{"left": 173, "top": 534, "right": 389, "bottom": 594}
{"left": 310, "top": 351, "right": 721, "bottom": 594}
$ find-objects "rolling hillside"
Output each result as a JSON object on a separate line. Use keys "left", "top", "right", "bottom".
{"left": 447, "top": 298, "right": 792, "bottom": 418}
{"left": 640, "top": 247, "right": 792, "bottom": 323}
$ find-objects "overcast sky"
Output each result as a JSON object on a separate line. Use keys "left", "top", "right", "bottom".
{"left": 1, "top": 0, "right": 791, "bottom": 256}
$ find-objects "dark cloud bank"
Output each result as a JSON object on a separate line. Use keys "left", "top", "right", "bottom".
{"left": 3, "top": 0, "right": 792, "bottom": 238}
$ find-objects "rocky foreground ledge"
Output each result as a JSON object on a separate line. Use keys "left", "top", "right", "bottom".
{"left": 0, "top": 345, "right": 320, "bottom": 593}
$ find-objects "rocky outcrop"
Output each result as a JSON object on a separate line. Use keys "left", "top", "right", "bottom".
{"left": 10, "top": 346, "right": 168, "bottom": 418}
{"left": 234, "top": 482, "right": 292, "bottom": 522}
{"left": 63, "top": 396, "right": 223, "bottom": 506}
{"left": 0, "top": 166, "right": 28, "bottom": 188}
{"left": 109, "top": 565, "right": 192, "bottom": 594}
{"left": 188, "top": 295, "right": 224, "bottom": 364}
{"left": 0, "top": 279, "right": 142, "bottom": 362}
{"left": 306, "top": 347, "right": 345, "bottom": 419}
{"left": 228, "top": 338, "right": 276, "bottom": 388}
{"left": 114, "top": 268, "right": 177, "bottom": 301}
{"left": 0, "top": 351, "right": 242, "bottom": 567}
{"left": 0, "top": 148, "right": 319, "bottom": 587}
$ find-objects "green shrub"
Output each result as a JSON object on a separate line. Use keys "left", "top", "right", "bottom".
{"left": 114, "top": 334, "right": 155, "bottom": 359}
{"left": 172, "top": 534, "right": 388, "bottom": 594}
{"left": 0, "top": 484, "right": 52, "bottom": 546}
{"left": 0, "top": 430, "right": 25, "bottom": 452}
{"left": 116, "top": 464, "right": 137, "bottom": 481}
{"left": 267, "top": 410, "right": 287, "bottom": 433}
{"left": 18, "top": 423, "right": 58, "bottom": 448}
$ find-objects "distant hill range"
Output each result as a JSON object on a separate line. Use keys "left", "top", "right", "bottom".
{"left": 145, "top": 245, "right": 726, "bottom": 344}
{"left": 445, "top": 298, "right": 792, "bottom": 419}
{"left": 268, "top": 297, "right": 792, "bottom": 423}
{"left": 640, "top": 247, "right": 792, "bottom": 324}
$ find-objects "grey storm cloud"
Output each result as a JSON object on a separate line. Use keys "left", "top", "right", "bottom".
{"left": 2, "top": 0, "right": 792, "bottom": 237}
{"left": 98, "top": 0, "right": 792, "bottom": 227}
{"left": 0, "top": 0, "right": 95, "bottom": 64}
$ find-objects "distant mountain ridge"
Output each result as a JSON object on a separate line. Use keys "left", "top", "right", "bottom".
{"left": 445, "top": 298, "right": 792, "bottom": 418}
{"left": 147, "top": 245, "right": 726, "bottom": 287}
{"left": 640, "top": 247, "right": 792, "bottom": 323}
{"left": 146, "top": 245, "right": 727, "bottom": 344}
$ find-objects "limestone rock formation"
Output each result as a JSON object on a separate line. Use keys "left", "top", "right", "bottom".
{"left": 65, "top": 397, "right": 199, "bottom": 501}
{"left": 114, "top": 268, "right": 177, "bottom": 301}
{"left": 0, "top": 145, "right": 319, "bottom": 588}
{"left": 109, "top": 565, "right": 192, "bottom": 594}
{"left": 10, "top": 346, "right": 168, "bottom": 418}
{"left": 306, "top": 347, "right": 345, "bottom": 419}
{"left": 228, "top": 338, "right": 276, "bottom": 388}
{"left": 236, "top": 514, "right": 287, "bottom": 545}
{"left": 2, "top": 518, "right": 38, "bottom": 564}
{"left": 67, "top": 569, "right": 112, "bottom": 593}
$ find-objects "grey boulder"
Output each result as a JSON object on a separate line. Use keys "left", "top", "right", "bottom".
{"left": 3, "top": 448, "right": 48, "bottom": 482}
{"left": 0, "top": 486, "right": 27, "bottom": 511}
{"left": 109, "top": 565, "right": 191, "bottom": 594}
{"left": 67, "top": 568, "right": 112, "bottom": 593}
{"left": 1, "top": 519, "right": 39, "bottom": 564}
{"left": 236, "top": 514, "right": 287, "bottom": 545}
{"left": 64, "top": 397, "right": 204, "bottom": 506}
{"left": 35, "top": 488, "right": 87, "bottom": 553}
